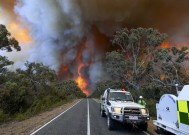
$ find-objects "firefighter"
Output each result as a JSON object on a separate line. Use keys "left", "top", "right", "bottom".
{"left": 138, "top": 96, "right": 146, "bottom": 107}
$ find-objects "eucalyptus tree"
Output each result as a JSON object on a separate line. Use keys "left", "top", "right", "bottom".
{"left": 106, "top": 27, "right": 166, "bottom": 90}
{"left": 151, "top": 46, "right": 189, "bottom": 90}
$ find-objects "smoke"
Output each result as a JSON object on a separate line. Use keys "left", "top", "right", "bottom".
{"left": 1, "top": 0, "right": 189, "bottom": 93}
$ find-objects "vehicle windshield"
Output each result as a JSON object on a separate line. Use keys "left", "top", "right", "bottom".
{"left": 109, "top": 92, "right": 133, "bottom": 102}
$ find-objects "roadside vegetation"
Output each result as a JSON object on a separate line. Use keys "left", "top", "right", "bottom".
{"left": 91, "top": 27, "right": 189, "bottom": 117}
{"left": 0, "top": 24, "right": 86, "bottom": 123}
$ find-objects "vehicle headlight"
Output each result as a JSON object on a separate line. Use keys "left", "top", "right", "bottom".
{"left": 112, "top": 107, "right": 122, "bottom": 114}
{"left": 140, "top": 108, "right": 148, "bottom": 115}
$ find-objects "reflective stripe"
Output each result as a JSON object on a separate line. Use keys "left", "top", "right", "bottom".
{"left": 178, "top": 100, "right": 188, "bottom": 113}
{"left": 177, "top": 111, "right": 180, "bottom": 123}
{"left": 177, "top": 100, "right": 189, "bottom": 125}
{"left": 138, "top": 99, "right": 146, "bottom": 106}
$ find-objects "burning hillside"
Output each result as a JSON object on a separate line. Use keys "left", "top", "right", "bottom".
{"left": 0, "top": 0, "right": 189, "bottom": 95}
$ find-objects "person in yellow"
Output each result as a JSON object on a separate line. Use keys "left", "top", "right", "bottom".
{"left": 138, "top": 96, "right": 146, "bottom": 107}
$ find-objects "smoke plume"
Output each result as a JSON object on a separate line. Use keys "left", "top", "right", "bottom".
{"left": 0, "top": 0, "right": 189, "bottom": 94}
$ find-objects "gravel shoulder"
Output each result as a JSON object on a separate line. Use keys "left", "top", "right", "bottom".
{"left": 0, "top": 99, "right": 81, "bottom": 135}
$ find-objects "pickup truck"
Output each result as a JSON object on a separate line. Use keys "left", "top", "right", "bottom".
{"left": 100, "top": 88, "right": 150, "bottom": 130}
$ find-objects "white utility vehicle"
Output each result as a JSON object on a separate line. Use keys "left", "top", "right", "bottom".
{"left": 153, "top": 85, "right": 189, "bottom": 135}
{"left": 100, "top": 88, "right": 150, "bottom": 130}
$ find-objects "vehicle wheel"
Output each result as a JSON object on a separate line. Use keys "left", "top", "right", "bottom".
{"left": 107, "top": 113, "right": 115, "bottom": 130}
{"left": 139, "top": 123, "right": 148, "bottom": 131}
{"left": 125, "top": 123, "right": 133, "bottom": 129}
{"left": 100, "top": 107, "right": 105, "bottom": 117}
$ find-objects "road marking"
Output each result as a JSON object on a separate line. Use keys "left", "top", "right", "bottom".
{"left": 30, "top": 99, "right": 82, "bottom": 135}
{"left": 92, "top": 98, "right": 100, "bottom": 103}
{"left": 87, "top": 99, "right": 91, "bottom": 135}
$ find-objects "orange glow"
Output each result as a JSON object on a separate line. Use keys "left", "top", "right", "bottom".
{"left": 58, "top": 64, "right": 69, "bottom": 78}
{"left": 161, "top": 41, "right": 170, "bottom": 48}
{"left": 160, "top": 74, "right": 165, "bottom": 80}
{"left": 75, "top": 76, "right": 89, "bottom": 96}
{"left": 7, "top": 22, "right": 31, "bottom": 43}
{"left": 60, "top": 64, "right": 68, "bottom": 73}
{"left": 91, "top": 26, "right": 111, "bottom": 51}
{"left": 74, "top": 39, "right": 90, "bottom": 96}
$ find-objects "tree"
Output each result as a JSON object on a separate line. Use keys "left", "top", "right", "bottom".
{"left": 106, "top": 51, "right": 127, "bottom": 80}
{"left": 0, "top": 24, "right": 21, "bottom": 51}
{"left": 55, "top": 80, "right": 86, "bottom": 98}
{"left": 0, "top": 56, "right": 14, "bottom": 84}
{"left": 91, "top": 80, "right": 125, "bottom": 98}
{"left": 0, "top": 56, "right": 13, "bottom": 74}
{"left": 151, "top": 46, "right": 189, "bottom": 89}
{"left": 21, "top": 62, "right": 57, "bottom": 93}
{"left": 107, "top": 27, "right": 166, "bottom": 90}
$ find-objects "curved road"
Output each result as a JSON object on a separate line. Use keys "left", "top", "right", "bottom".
{"left": 30, "top": 99, "right": 148, "bottom": 135}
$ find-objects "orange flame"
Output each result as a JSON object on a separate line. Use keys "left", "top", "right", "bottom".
{"left": 7, "top": 22, "right": 31, "bottom": 43}
{"left": 161, "top": 41, "right": 170, "bottom": 48}
{"left": 75, "top": 64, "right": 90, "bottom": 96}
{"left": 75, "top": 40, "right": 90, "bottom": 96}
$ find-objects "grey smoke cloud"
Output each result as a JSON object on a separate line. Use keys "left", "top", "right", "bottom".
{"left": 14, "top": 0, "right": 85, "bottom": 70}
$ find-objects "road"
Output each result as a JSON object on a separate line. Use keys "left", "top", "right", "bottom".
{"left": 30, "top": 99, "right": 148, "bottom": 135}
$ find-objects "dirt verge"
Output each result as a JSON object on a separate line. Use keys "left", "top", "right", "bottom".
{"left": 147, "top": 119, "right": 158, "bottom": 135}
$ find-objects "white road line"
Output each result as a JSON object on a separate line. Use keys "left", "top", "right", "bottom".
{"left": 92, "top": 98, "right": 100, "bottom": 103}
{"left": 143, "top": 131, "right": 151, "bottom": 135}
{"left": 87, "top": 99, "right": 91, "bottom": 135}
{"left": 30, "top": 99, "right": 82, "bottom": 135}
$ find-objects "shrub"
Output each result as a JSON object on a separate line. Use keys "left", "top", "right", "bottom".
{"left": 0, "top": 110, "right": 9, "bottom": 123}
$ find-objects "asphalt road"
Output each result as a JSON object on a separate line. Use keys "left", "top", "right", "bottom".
{"left": 30, "top": 99, "right": 148, "bottom": 135}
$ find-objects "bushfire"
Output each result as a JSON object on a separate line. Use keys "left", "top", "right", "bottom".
{"left": 75, "top": 63, "right": 90, "bottom": 96}
{"left": 1, "top": 0, "right": 189, "bottom": 96}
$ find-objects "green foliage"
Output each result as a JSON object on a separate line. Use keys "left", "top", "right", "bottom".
{"left": 106, "top": 51, "right": 127, "bottom": 79}
{"left": 91, "top": 80, "right": 126, "bottom": 98}
{"left": 0, "top": 82, "right": 27, "bottom": 114}
{"left": 0, "top": 110, "right": 9, "bottom": 123}
{"left": 112, "top": 27, "right": 166, "bottom": 51}
{"left": 0, "top": 24, "right": 21, "bottom": 51}
{"left": 0, "top": 56, "right": 14, "bottom": 84}
{"left": 27, "top": 96, "right": 59, "bottom": 115}
{"left": 146, "top": 99, "right": 156, "bottom": 117}
{"left": 0, "top": 61, "right": 85, "bottom": 123}
{"left": 55, "top": 80, "right": 86, "bottom": 98}
{"left": 152, "top": 46, "right": 189, "bottom": 89}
